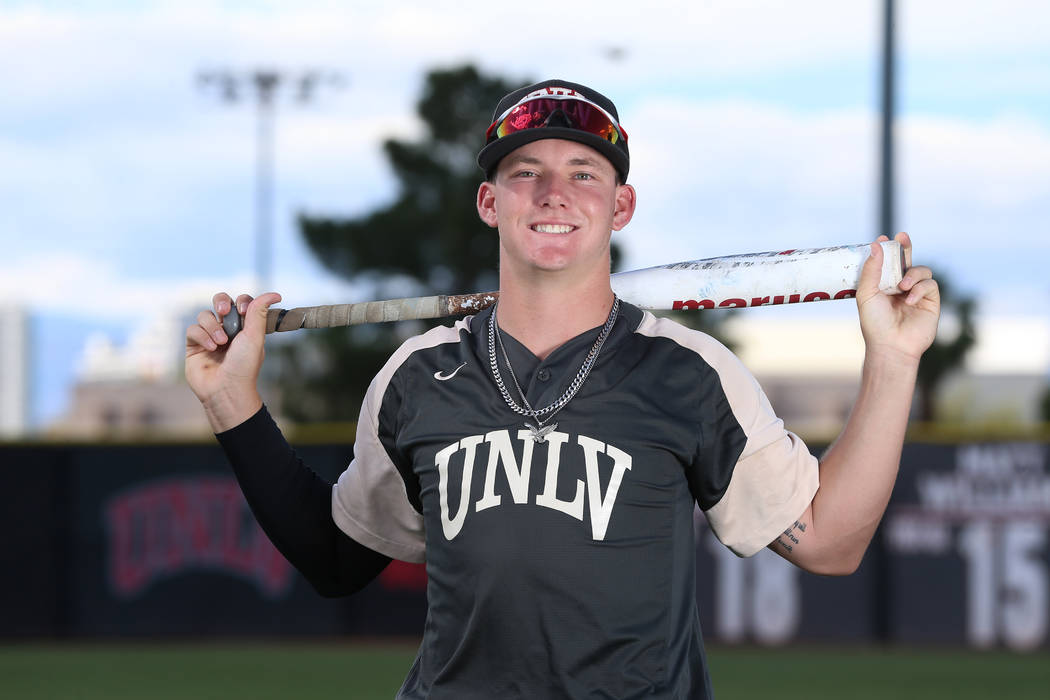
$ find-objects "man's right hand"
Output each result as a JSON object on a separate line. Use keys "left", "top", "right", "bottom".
{"left": 185, "top": 291, "right": 282, "bottom": 433}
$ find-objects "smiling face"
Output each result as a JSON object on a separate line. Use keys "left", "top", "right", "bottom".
{"left": 476, "top": 138, "right": 636, "bottom": 285}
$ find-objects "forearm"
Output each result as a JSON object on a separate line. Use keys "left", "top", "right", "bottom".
{"left": 771, "top": 234, "right": 938, "bottom": 574}
{"left": 216, "top": 406, "right": 391, "bottom": 595}
{"left": 779, "top": 347, "right": 919, "bottom": 574}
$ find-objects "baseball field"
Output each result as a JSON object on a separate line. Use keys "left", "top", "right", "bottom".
{"left": 2, "top": 642, "right": 1047, "bottom": 699}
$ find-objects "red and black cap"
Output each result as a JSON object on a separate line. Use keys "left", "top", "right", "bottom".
{"left": 478, "top": 79, "right": 630, "bottom": 183}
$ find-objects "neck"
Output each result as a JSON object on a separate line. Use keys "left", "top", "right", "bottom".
{"left": 495, "top": 271, "right": 615, "bottom": 360}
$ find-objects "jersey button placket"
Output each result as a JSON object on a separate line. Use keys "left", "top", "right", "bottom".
{"left": 537, "top": 368, "right": 551, "bottom": 382}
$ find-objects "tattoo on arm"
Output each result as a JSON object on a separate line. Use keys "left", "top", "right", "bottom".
{"left": 774, "top": 520, "right": 807, "bottom": 554}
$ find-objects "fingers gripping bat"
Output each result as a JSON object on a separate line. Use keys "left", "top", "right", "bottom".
{"left": 221, "top": 241, "right": 905, "bottom": 340}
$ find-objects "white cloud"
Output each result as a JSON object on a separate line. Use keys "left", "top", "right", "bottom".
{"left": 903, "top": 0, "right": 1050, "bottom": 53}
{"left": 902, "top": 114, "right": 1050, "bottom": 210}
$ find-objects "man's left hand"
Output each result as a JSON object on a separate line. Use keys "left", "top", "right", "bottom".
{"left": 856, "top": 232, "right": 941, "bottom": 362}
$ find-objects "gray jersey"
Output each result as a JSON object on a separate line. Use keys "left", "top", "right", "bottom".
{"left": 333, "top": 302, "right": 818, "bottom": 699}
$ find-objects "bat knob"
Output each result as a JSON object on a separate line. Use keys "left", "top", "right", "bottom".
{"left": 222, "top": 310, "right": 244, "bottom": 341}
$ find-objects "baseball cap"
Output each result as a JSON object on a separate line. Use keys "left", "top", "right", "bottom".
{"left": 477, "top": 79, "right": 630, "bottom": 183}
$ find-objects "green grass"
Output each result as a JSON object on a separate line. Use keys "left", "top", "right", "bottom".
{"left": 709, "top": 646, "right": 1050, "bottom": 700}
{"left": 1, "top": 642, "right": 1047, "bottom": 699}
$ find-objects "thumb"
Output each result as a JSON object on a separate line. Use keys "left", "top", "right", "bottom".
{"left": 241, "top": 292, "right": 282, "bottom": 339}
{"left": 856, "top": 238, "right": 887, "bottom": 302}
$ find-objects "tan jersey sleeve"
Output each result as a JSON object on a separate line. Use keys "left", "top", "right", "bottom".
{"left": 331, "top": 320, "right": 469, "bottom": 563}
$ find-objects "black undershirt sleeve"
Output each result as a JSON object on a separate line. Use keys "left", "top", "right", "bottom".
{"left": 215, "top": 405, "right": 392, "bottom": 597}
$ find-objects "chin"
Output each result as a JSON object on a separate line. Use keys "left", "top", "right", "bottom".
{"left": 528, "top": 249, "right": 575, "bottom": 271}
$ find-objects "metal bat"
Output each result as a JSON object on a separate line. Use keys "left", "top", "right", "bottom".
{"left": 221, "top": 241, "right": 905, "bottom": 339}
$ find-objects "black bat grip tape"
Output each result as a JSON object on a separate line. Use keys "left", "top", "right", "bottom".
{"left": 222, "top": 308, "right": 290, "bottom": 340}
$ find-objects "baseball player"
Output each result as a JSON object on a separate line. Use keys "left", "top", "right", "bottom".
{"left": 185, "top": 79, "right": 940, "bottom": 698}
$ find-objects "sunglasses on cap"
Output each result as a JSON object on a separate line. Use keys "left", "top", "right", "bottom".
{"left": 485, "top": 91, "right": 628, "bottom": 145}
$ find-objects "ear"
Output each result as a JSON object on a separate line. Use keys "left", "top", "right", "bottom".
{"left": 611, "top": 183, "right": 637, "bottom": 231}
{"left": 477, "top": 181, "right": 499, "bottom": 228}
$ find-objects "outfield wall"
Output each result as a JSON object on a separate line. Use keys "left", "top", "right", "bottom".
{"left": 1, "top": 440, "right": 1047, "bottom": 650}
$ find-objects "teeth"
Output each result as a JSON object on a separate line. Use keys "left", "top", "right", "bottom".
{"left": 532, "top": 224, "right": 574, "bottom": 233}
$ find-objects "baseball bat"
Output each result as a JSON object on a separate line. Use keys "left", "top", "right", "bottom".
{"left": 221, "top": 241, "right": 905, "bottom": 339}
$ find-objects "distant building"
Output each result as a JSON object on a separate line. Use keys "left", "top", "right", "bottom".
{"left": 48, "top": 312, "right": 213, "bottom": 439}
{"left": 57, "top": 377, "right": 212, "bottom": 438}
{"left": 724, "top": 312, "right": 1050, "bottom": 439}
{"left": 50, "top": 307, "right": 1050, "bottom": 440}
{"left": 0, "top": 305, "right": 29, "bottom": 437}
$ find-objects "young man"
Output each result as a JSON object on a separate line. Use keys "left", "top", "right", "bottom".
{"left": 186, "top": 79, "right": 940, "bottom": 698}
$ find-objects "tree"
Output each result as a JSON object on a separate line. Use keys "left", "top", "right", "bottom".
{"left": 271, "top": 66, "right": 524, "bottom": 421}
{"left": 914, "top": 274, "right": 977, "bottom": 422}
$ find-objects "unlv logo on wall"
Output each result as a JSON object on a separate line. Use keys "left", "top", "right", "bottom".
{"left": 104, "top": 476, "right": 294, "bottom": 599}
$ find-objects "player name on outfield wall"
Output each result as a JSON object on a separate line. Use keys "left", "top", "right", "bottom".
{"left": 1, "top": 441, "right": 1047, "bottom": 649}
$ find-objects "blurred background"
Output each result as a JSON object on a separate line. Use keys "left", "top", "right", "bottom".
{"left": 1, "top": 0, "right": 1048, "bottom": 697}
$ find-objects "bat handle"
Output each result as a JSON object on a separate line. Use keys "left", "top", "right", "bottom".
{"left": 222, "top": 307, "right": 293, "bottom": 341}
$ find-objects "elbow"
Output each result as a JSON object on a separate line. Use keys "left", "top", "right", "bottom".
{"left": 309, "top": 577, "right": 359, "bottom": 598}
{"left": 301, "top": 567, "right": 363, "bottom": 598}
{"left": 814, "top": 559, "right": 861, "bottom": 577}
{"left": 312, "top": 583, "right": 348, "bottom": 598}
{"left": 307, "top": 565, "right": 385, "bottom": 598}
{"left": 806, "top": 549, "right": 865, "bottom": 577}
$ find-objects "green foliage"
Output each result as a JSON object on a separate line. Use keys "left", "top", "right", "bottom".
{"left": 275, "top": 66, "right": 528, "bottom": 422}
{"left": 915, "top": 274, "right": 977, "bottom": 422}
{"left": 297, "top": 65, "right": 519, "bottom": 296}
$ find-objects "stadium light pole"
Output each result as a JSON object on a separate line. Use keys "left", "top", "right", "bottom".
{"left": 879, "top": 0, "right": 896, "bottom": 240}
{"left": 871, "top": 0, "right": 897, "bottom": 647}
{"left": 197, "top": 69, "right": 345, "bottom": 293}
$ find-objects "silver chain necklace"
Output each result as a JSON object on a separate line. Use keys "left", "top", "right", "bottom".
{"left": 488, "top": 296, "right": 620, "bottom": 442}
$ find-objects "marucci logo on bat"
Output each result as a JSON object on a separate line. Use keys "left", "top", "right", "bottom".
{"left": 673, "top": 289, "right": 858, "bottom": 310}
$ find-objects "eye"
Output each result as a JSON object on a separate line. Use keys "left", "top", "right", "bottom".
{"left": 573, "top": 172, "right": 595, "bottom": 180}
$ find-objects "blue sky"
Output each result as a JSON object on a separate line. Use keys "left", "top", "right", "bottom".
{"left": 2, "top": 0, "right": 1048, "bottom": 427}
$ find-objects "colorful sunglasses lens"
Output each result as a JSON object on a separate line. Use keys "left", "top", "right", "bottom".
{"left": 491, "top": 98, "right": 624, "bottom": 144}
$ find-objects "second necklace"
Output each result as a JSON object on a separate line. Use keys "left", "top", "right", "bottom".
{"left": 487, "top": 295, "right": 620, "bottom": 443}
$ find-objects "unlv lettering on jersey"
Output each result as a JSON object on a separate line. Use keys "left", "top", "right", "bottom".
{"left": 435, "top": 430, "right": 633, "bottom": 542}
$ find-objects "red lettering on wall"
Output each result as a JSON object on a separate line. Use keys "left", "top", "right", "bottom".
{"left": 834, "top": 289, "right": 857, "bottom": 300}
{"left": 105, "top": 477, "right": 294, "bottom": 599}
{"left": 750, "top": 296, "right": 770, "bottom": 307}
{"left": 719, "top": 299, "right": 747, "bottom": 308}
{"left": 803, "top": 291, "right": 832, "bottom": 302}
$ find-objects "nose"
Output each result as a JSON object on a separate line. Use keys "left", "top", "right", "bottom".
{"left": 536, "top": 174, "right": 569, "bottom": 208}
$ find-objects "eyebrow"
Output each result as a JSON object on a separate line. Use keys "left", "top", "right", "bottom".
{"left": 505, "top": 155, "right": 542, "bottom": 167}
{"left": 567, "top": 156, "right": 602, "bottom": 167}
